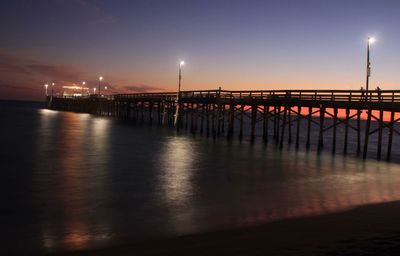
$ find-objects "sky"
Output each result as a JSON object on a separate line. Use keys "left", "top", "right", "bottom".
{"left": 1, "top": 0, "right": 400, "bottom": 101}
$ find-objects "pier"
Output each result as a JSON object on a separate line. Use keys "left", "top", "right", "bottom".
{"left": 47, "top": 89, "right": 400, "bottom": 161}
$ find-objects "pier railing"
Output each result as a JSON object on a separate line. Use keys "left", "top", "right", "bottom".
{"left": 222, "top": 90, "right": 400, "bottom": 103}
{"left": 113, "top": 89, "right": 400, "bottom": 103}
{"left": 54, "top": 89, "right": 400, "bottom": 103}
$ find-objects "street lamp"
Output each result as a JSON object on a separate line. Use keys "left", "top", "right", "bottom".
{"left": 98, "top": 76, "right": 103, "bottom": 95}
{"left": 82, "top": 81, "right": 86, "bottom": 95}
{"left": 44, "top": 84, "right": 48, "bottom": 96}
{"left": 51, "top": 82, "right": 55, "bottom": 96}
{"left": 365, "top": 37, "right": 375, "bottom": 94}
{"left": 178, "top": 61, "right": 185, "bottom": 93}
{"left": 174, "top": 60, "right": 185, "bottom": 127}
{"left": 93, "top": 87, "right": 96, "bottom": 94}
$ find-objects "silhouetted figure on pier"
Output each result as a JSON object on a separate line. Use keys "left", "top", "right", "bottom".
{"left": 376, "top": 86, "right": 381, "bottom": 101}
{"left": 360, "top": 86, "right": 365, "bottom": 101}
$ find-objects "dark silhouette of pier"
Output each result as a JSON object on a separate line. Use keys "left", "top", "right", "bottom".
{"left": 47, "top": 89, "right": 400, "bottom": 161}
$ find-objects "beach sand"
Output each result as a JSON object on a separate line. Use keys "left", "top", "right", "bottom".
{"left": 54, "top": 201, "right": 400, "bottom": 256}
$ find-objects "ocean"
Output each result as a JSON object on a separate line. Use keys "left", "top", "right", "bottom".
{"left": 1, "top": 100, "right": 400, "bottom": 254}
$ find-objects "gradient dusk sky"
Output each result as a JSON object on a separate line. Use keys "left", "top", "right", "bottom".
{"left": 1, "top": 0, "right": 400, "bottom": 100}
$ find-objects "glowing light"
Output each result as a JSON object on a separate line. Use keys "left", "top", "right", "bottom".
{"left": 99, "top": 76, "right": 103, "bottom": 81}
{"left": 180, "top": 61, "right": 185, "bottom": 66}
{"left": 62, "top": 86, "right": 88, "bottom": 90}
{"left": 93, "top": 88, "right": 96, "bottom": 93}
{"left": 104, "top": 86, "right": 108, "bottom": 90}
{"left": 39, "top": 108, "right": 59, "bottom": 116}
{"left": 368, "top": 37, "right": 376, "bottom": 44}
{"left": 44, "top": 84, "right": 48, "bottom": 88}
{"left": 82, "top": 81, "right": 86, "bottom": 85}
{"left": 52, "top": 82, "right": 55, "bottom": 86}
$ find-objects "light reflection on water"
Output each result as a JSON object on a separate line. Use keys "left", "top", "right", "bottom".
{"left": 36, "top": 110, "right": 112, "bottom": 252}
{"left": 159, "top": 136, "right": 196, "bottom": 206}
{"left": 157, "top": 136, "right": 199, "bottom": 234}
{"left": 2, "top": 106, "right": 400, "bottom": 254}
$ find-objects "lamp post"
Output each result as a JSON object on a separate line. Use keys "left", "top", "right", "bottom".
{"left": 174, "top": 60, "right": 185, "bottom": 127}
{"left": 44, "top": 84, "right": 48, "bottom": 96}
{"left": 98, "top": 76, "right": 103, "bottom": 95}
{"left": 82, "top": 81, "right": 86, "bottom": 95}
{"left": 51, "top": 82, "right": 55, "bottom": 96}
{"left": 93, "top": 88, "right": 96, "bottom": 95}
{"left": 104, "top": 86, "right": 108, "bottom": 95}
{"left": 178, "top": 61, "right": 185, "bottom": 93}
{"left": 365, "top": 37, "right": 375, "bottom": 99}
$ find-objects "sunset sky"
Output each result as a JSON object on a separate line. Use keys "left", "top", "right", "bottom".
{"left": 1, "top": 0, "right": 400, "bottom": 101}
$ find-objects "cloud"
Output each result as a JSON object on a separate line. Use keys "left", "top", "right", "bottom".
{"left": 118, "top": 85, "right": 164, "bottom": 93}
{"left": 0, "top": 50, "right": 85, "bottom": 82}
{"left": 0, "top": 49, "right": 164, "bottom": 100}
{"left": 0, "top": 50, "right": 88, "bottom": 100}
{"left": 0, "top": 51, "right": 32, "bottom": 75}
{"left": 25, "top": 63, "right": 85, "bottom": 81}
{"left": 0, "top": 83, "right": 37, "bottom": 91}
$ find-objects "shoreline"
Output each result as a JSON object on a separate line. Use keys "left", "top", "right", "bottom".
{"left": 54, "top": 200, "right": 400, "bottom": 256}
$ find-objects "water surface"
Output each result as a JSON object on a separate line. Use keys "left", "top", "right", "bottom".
{"left": 1, "top": 101, "right": 400, "bottom": 254}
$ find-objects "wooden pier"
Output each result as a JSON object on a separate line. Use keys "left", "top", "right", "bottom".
{"left": 47, "top": 89, "right": 400, "bottom": 161}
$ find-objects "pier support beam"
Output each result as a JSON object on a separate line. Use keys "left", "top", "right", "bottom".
{"left": 387, "top": 111, "right": 395, "bottom": 161}
{"left": 332, "top": 108, "right": 338, "bottom": 154}
{"left": 263, "top": 105, "right": 269, "bottom": 144}
{"left": 363, "top": 109, "right": 372, "bottom": 159}
{"left": 343, "top": 108, "right": 350, "bottom": 155}
{"left": 239, "top": 105, "right": 244, "bottom": 140}
{"left": 295, "top": 106, "right": 301, "bottom": 149}
{"left": 288, "top": 106, "right": 292, "bottom": 144}
{"left": 280, "top": 105, "right": 288, "bottom": 149}
{"left": 250, "top": 105, "right": 257, "bottom": 143}
{"left": 306, "top": 107, "right": 312, "bottom": 149}
{"left": 377, "top": 110, "right": 384, "bottom": 160}
{"left": 357, "top": 109, "right": 362, "bottom": 155}
{"left": 318, "top": 107, "right": 325, "bottom": 152}
{"left": 228, "top": 104, "right": 235, "bottom": 139}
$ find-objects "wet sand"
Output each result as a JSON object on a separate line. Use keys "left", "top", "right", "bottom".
{"left": 54, "top": 200, "right": 400, "bottom": 256}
